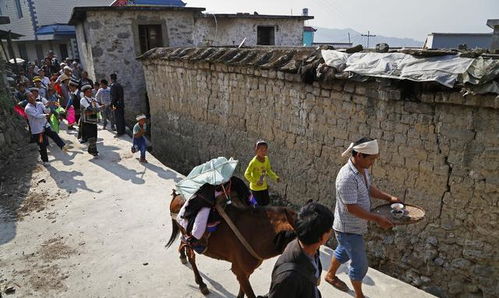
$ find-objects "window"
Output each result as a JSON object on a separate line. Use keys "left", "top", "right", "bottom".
{"left": 138, "top": 24, "right": 163, "bottom": 54}
{"left": 59, "top": 44, "right": 68, "bottom": 59}
{"left": 15, "top": 0, "right": 23, "bottom": 18}
{"left": 17, "top": 43, "right": 27, "bottom": 59}
{"left": 257, "top": 26, "right": 275, "bottom": 45}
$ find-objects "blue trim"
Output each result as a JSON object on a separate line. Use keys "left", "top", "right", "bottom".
{"left": 27, "top": 0, "right": 38, "bottom": 38}
{"left": 36, "top": 24, "right": 76, "bottom": 36}
{"left": 128, "top": 0, "right": 186, "bottom": 6}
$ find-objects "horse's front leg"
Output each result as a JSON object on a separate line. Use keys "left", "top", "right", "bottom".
{"left": 186, "top": 247, "right": 209, "bottom": 295}
{"left": 232, "top": 266, "right": 255, "bottom": 298}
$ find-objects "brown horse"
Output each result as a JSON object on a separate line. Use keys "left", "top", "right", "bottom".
{"left": 167, "top": 180, "right": 297, "bottom": 298}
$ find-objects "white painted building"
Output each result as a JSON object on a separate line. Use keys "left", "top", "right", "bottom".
{"left": 0, "top": 0, "right": 110, "bottom": 64}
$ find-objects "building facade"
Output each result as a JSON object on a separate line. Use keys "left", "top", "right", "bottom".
{"left": 0, "top": 0, "right": 109, "bottom": 64}
{"left": 424, "top": 33, "right": 492, "bottom": 50}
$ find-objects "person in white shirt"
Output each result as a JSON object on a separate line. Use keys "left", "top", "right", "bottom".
{"left": 24, "top": 91, "right": 66, "bottom": 164}
{"left": 95, "top": 79, "right": 114, "bottom": 130}
{"left": 33, "top": 77, "right": 47, "bottom": 99}
{"left": 38, "top": 69, "right": 51, "bottom": 87}
{"left": 80, "top": 85, "right": 102, "bottom": 156}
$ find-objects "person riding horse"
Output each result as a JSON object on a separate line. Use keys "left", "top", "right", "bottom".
{"left": 177, "top": 176, "right": 251, "bottom": 253}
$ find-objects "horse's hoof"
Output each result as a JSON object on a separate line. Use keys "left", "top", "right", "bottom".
{"left": 200, "top": 285, "right": 210, "bottom": 295}
{"left": 180, "top": 257, "right": 188, "bottom": 264}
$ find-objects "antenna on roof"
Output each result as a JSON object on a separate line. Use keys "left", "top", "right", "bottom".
{"left": 238, "top": 38, "right": 247, "bottom": 48}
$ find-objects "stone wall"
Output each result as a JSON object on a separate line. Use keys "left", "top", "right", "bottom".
{"left": 75, "top": 9, "right": 199, "bottom": 124}
{"left": 194, "top": 17, "right": 305, "bottom": 46}
{"left": 141, "top": 47, "right": 499, "bottom": 297}
{"left": 0, "top": 62, "right": 29, "bottom": 167}
{"left": 73, "top": 8, "right": 310, "bottom": 125}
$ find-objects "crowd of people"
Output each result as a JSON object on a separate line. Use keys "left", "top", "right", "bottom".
{"left": 12, "top": 50, "right": 146, "bottom": 164}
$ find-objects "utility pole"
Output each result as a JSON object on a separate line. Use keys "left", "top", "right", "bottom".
{"left": 361, "top": 30, "right": 376, "bottom": 48}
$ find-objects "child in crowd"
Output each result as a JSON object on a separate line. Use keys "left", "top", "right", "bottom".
{"left": 244, "top": 140, "right": 280, "bottom": 206}
{"left": 132, "top": 114, "right": 148, "bottom": 163}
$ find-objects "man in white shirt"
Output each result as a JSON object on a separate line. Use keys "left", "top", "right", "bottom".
{"left": 80, "top": 85, "right": 102, "bottom": 156}
{"left": 38, "top": 69, "right": 51, "bottom": 88}
{"left": 95, "top": 79, "right": 114, "bottom": 130}
{"left": 24, "top": 92, "right": 66, "bottom": 164}
{"left": 32, "top": 77, "right": 47, "bottom": 99}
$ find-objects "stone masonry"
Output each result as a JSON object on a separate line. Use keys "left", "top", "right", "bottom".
{"left": 140, "top": 47, "right": 499, "bottom": 298}
{"left": 0, "top": 63, "right": 29, "bottom": 167}
{"left": 74, "top": 8, "right": 203, "bottom": 124}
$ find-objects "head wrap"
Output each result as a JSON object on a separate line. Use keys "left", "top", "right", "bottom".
{"left": 341, "top": 139, "right": 379, "bottom": 157}
{"left": 136, "top": 114, "right": 146, "bottom": 121}
{"left": 81, "top": 85, "right": 93, "bottom": 92}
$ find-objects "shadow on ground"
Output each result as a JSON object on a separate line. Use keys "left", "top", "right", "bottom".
{"left": 0, "top": 144, "right": 40, "bottom": 245}
{"left": 89, "top": 144, "right": 146, "bottom": 185}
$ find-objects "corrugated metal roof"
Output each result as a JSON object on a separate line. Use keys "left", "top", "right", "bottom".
{"left": 36, "top": 24, "right": 75, "bottom": 36}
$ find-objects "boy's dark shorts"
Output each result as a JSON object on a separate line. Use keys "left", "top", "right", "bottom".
{"left": 251, "top": 189, "right": 270, "bottom": 206}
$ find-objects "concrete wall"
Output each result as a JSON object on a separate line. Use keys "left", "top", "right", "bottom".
{"left": 141, "top": 48, "right": 499, "bottom": 298}
{"left": 193, "top": 17, "right": 305, "bottom": 46}
{"left": 426, "top": 34, "right": 492, "bottom": 49}
{"left": 75, "top": 9, "right": 198, "bottom": 123}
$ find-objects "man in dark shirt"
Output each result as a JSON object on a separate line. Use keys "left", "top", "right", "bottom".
{"left": 268, "top": 202, "right": 334, "bottom": 298}
{"left": 110, "top": 73, "right": 126, "bottom": 136}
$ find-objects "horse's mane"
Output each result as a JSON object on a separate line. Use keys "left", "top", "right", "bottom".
{"left": 229, "top": 176, "right": 251, "bottom": 207}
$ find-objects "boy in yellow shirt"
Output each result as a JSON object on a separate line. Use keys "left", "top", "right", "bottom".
{"left": 244, "top": 140, "right": 280, "bottom": 206}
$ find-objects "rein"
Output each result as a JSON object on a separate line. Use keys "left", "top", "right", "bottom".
{"left": 216, "top": 184, "right": 264, "bottom": 261}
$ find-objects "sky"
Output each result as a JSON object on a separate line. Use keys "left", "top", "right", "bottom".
{"left": 185, "top": 0, "right": 498, "bottom": 41}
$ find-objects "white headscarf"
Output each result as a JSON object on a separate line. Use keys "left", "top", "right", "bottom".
{"left": 341, "top": 139, "right": 379, "bottom": 157}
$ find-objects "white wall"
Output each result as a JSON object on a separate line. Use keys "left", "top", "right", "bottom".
{"left": 0, "top": 0, "right": 35, "bottom": 40}
{"left": 194, "top": 17, "right": 305, "bottom": 47}
{"left": 34, "top": 0, "right": 111, "bottom": 26}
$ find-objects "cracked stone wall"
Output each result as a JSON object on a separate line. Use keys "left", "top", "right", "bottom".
{"left": 74, "top": 10, "right": 198, "bottom": 124}
{"left": 0, "top": 63, "right": 29, "bottom": 166}
{"left": 141, "top": 50, "right": 499, "bottom": 298}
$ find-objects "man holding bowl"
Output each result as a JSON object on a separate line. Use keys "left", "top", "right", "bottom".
{"left": 325, "top": 137, "right": 402, "bottom": 298}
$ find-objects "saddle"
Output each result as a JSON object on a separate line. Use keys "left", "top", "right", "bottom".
{"left": 183, "top": 207, "right": 222, "bottom": 254}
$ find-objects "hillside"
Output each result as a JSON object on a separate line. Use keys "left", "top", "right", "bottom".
{"left": 315, "top": 27, "right": 424, "bottom": 48}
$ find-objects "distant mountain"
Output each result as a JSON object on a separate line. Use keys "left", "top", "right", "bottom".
{"left": 314, "top": 27, "right": 424, "bottom": 48}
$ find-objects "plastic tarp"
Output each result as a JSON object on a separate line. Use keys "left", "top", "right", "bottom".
{"left": 321, "top": 50, "right": 475, "bottom": 88}
{"left": 175, "top": 157, "right": 238, "bottom": 201}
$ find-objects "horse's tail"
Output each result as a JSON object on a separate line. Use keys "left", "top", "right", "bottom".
{"left": 166, "top": 189, "right": 183, "bottom": 249}
{"left": 166, "top": 218, "right": 180, "bottom": 248}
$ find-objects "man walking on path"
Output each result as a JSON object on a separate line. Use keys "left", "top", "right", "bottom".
{"left": 24, "top": 91, "right": 66, "bottom": 164}
{"left": 268, "top": 202, "right": 334, "bottom": 298}
{"left": 80, "top": 85, "right": 102, "bottom": 156}
{"left": 110, "top": 73, "right": 126, "bottom": 136}
{"left": 95, "top": 79, "right": 114, "bottom": 130}
{"left": 325, "top": 137, "right": 401, "bottom": 298}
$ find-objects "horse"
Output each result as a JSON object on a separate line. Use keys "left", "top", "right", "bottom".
{"left": 167, "top": 176, "right": 297, "bottom": 298}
